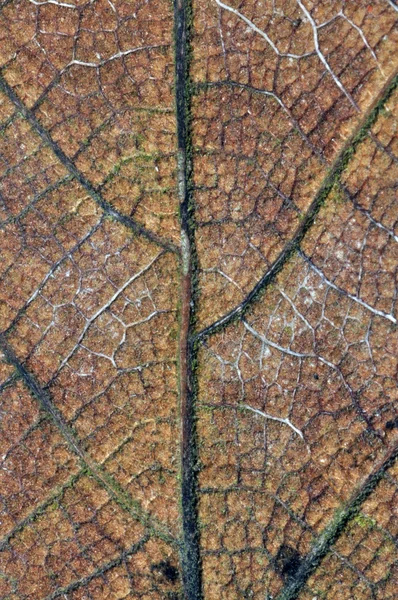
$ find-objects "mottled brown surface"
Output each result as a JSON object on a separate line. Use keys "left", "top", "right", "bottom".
{"left": 0, "top": 1, "right": 397, "bottom": 599}
{"left": 192, "top": 0, "right": 397, "bottom": 327}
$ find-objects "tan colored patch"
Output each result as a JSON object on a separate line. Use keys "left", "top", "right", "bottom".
{"left": 302, "top": 482, "right": 398, "bottom": 599}
{"left": 0, "top": 1, "right": 397, "bottom": 599}
{"left": 5, "top": 0, "right": 180, "bottom": 243}
{"left": 0, "top": 475, "right": 151, "bottom": 599}
{"left": 191, "top": 0, "right": 397, "bottom": 327}
{"left": 0, "top": 179, "right": 101, "bottom": 332}
{"left": 0, "top": 381, "right": 78, "bottom": 539}
{"left": 197, "top": 246, "right": 397, "bottom": 596}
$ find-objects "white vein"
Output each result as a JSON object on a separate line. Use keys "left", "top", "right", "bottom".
{"left": 301, "top": 252, "right": 397, "bottom": 324}
{"left": 68, "top": 46, "right": 164, "bottom": 68}
{"left": 29, "top": 0, "right": 80, "bottom": 8}
{"left": 215, "top": 0, "right": 360, "bottom": 110}
{"left": 54, "top": 251, "right": 164, "bottom": 376}
{"left": 243, "top": 403, "right": 304, "bottom": 439}
{"left": 295, "top": 0, "right": 359, "bottom": 110}
{"left": 243, "top": 320, "right": 313, "bottom": 358}
{"left": 204, "top": 267, "right": 244, "bottom": 291}
{"left": 215, "top": 0, "right": 313, "bottom": 59}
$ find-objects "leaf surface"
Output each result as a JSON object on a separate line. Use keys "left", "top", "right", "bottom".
{"left": 0, "top": 1, "right": 397, "bottom": 599}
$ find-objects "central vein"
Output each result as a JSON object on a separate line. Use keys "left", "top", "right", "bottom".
{"left": 174, "top": 0, "right": 202, "bottom": 598}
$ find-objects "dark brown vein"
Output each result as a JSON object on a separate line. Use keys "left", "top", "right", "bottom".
{"left": 0, "top": 175, "right": 73, "bottom": 230}
{"left": 174, "top": 0, "right": 202, "bottom": 596}
{"left": 194, "top": 71, "right": 398, "bottom": 342}
{"left": 0, "top": 73, "right": 179, "bottom": 254}
{"left": 275, "top": 441, "right": 398, "bottom": 600}
{"left": 42, "top": 534, "right": 150, "bottom": 600}
{"left": 0, "top": 469, "right": 83, "bottom": 553}
{"left": 1, "top": 217, "right": 104, "bottom": 336}
{"left": 0, "top": 335, "right": 177, "bottom": 545}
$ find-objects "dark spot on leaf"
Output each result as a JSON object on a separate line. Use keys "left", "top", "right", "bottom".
{"left": 275, "top": 544, "right": 303, "bottom": 581}
{"left": 386, "top": 417, "right": 398, "bottom": 431}
{"left": 151, "top": 560, "right": 179, "bottom": 584}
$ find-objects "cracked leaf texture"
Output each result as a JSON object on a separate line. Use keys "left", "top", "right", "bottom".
{"left": 0, "top": 1, "right": 397, "bottom": 599}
